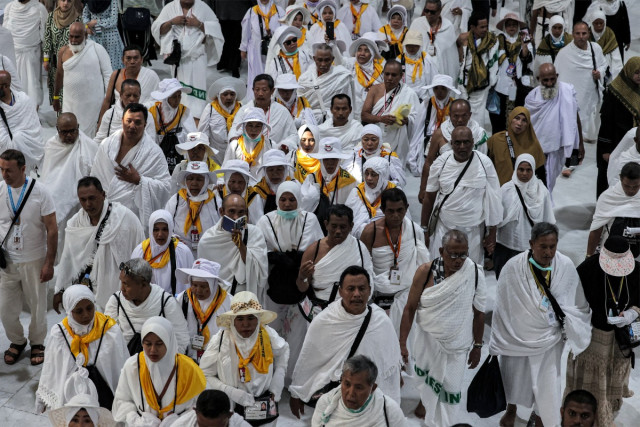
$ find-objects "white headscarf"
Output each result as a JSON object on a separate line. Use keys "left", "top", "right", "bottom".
{"left": 63, "top": 285, "right": 96, "bottom": 336}
{"left": 230, "top": 317, "right": 262, "bottom": 360}
{"left": 148, "top": 209, "right": 174, "bottom": 260}
{"left": 65, "top": 407, "right": 99, "bottom": 426}
{"left": 182, "top": 172, "right": 211, "bottom": 201}
{"left": 504, "top": 154, "right": 546, "bottom": 223}
{"left": 141, "top": 316, "right": 178, "bottom": 390}
{"left": 319, "top": 3, "right": 336, "bottom": 23}
{"left": 217, "top": 87, "right": 237, "bottom": 114}
{"left": 270, "top": 180, "right": 307, "bottom": 250}
{"left": 224, "top": 172, "right": 249, "bottom": 197}
{"left": 589, "top": 10, "right": 607, "bottom": 40}
{"left": 549, "top": 15, "right": 566, "bottom": 44}
{"left": 161, "top": 93, "right": 180, "bottom": 123}
{"left": 320, "top": 160, "right": 339, "bottom": 182}
{"left": 362, "top": 157, "right": 390, "bottom": 203}
{"left": 297, "top": 123, "right": 321, "bottom": 154}
{"left": 360, "top": 124, "right": 383, "bottom": 156}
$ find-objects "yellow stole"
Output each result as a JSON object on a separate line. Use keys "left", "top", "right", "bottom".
{"left": 178, "top": 188, "right": 215, "bottom": 235}
{"left": 295, "top": 150, "right": 320, "bottom": 182}
{"left": 316, "top": 168, "right": 356, "bottom": 197}
{"left": 141, "top": 238, "right": 179, "bottom": 269}
{"left": 211, "top": 99, "right": 241, "bottom": 132}
{"left": 253, "top": 4, "right": 278, "bottom": 32}
{"left": 380, "top": 25, "right": 407, "bottom": 54}
{"left": 355, "top": 58, "right": 384, "bottom": 89}
{"left": 237, "top": 135, "right": 265, "bottom": 166}
{"left": 317, "top": 19, "right": 341, "bottom": 30}
{"left": 401, "top": 52, "right": 425, "bottom": 83}
{"left": 278, "top": 51, "right": 301, "bottom": 78}
{"left": 298, "top": 27, "right": 307, "bottom": 48}
{"left": 356, "top": 182, "right": 396, "bottom": 217}
{"left": 350, "top": 3, "right": 368, "bottom": 34}
{"left": 186, "top": 286, "right": 227, "bottom": 346}
{"left": 431, "top": 96, "right": 453, "bottom": 129}
{"left": 62, "top": 313, "right": 116, "bottom": 367}
{"left": 149, "top": 102, "right": 186, "bottom": 134}
{"left": 235, "top": 326, "right": 274, "bottom": 383}
{"left": 253, "top": 176, "right": 292, "bottom": 199}
{"left": 138, "top": 353, "right": 206, "bottom": 420}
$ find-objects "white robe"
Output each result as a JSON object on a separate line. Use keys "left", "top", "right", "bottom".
{"left": 413, "top": 258, "right": 486, "bottom": 427}
{"left": 555, "top": 41, "right": 607, "bottom": 141}
{"left": 113, "top": 67, "right": 160, "bottom": 107}
{"left": 104, "top": 283, "right": 191, "bottom": 353}
{"left": 198, "top": 102, "right": 237, "bottom": 164}
{"left": 0, "top": 55, "right": 23, "bottom": 93}
{"left": 489, "top": 251, "right": 592, "bottom": 427}
{"left": 264, "top": 49, "right": 312, "bottom": 82}
{"left": 399, "top": 52, "right": 439, "bottom": 101}
{"left": 318, "top": 117, "right": 363, "bottom": 153}
{"left": 0, "top": 26, "right": 16, "bottom": 64}
{"left": 343, "top": 148, "right": 406, "bottom": 187}
{"left": 2, "top": 0, "right": 47, "bottom": 104}
{"left": 91, "top": 130, "right": 172, "bottom": 229}
{"left": 171, "top": 409, "right": 251, "bottom": 427}
{"left": 165, "top": 192, "right": 221, "bottom": 257}
{"left": 229, "top": 101, "right": 298, "bottom": 146}
{"left": 289, "top": 301, "right": 402, "bottom": 404}
{"left": 407, "top": 97, "right": 454, "bottom": 176}
{"left": 151, "top": 0, "right": 224, "bottom": 117}
{"left": 441, "top": 0, "right": 472, "bottom": 35}
{"left": 342, "top": 57, "right": 384, "bottom": 121}
{"left": 409, "top": 17, "right": 459, "bottom": 81}
{"left": 606, "top": 127, "right": 638, "bottom": 186}
{"left": 0, "top": 90, "right": 44, "bottom": 173}
{"left": 94, "top": 101, "right": 156, "bottom": 144}
{"left": 54, "top": 201, "right": 145, "bottom": 309}
{"left": 298, "top": 64, "right": 354, "bottom": 123}
{"left": 131, "top": 241, "right": 195, "bottom": 295}
{"left": 589, "top": 181, "right": 640, "bottom": 241}
{"left": 336, "top": 3, "right": 382, "bottom": 37}
{"left": 197, "top": 221, "right": 269, "bottom": 298}
{"left": 300, "top": 169, "right": 358, "bottom": 214}
{"left": 312, "top": 387, "right": 406, "bottom": 427}
{"left": 440, "top": 118, "right": 488, "bottom": 154}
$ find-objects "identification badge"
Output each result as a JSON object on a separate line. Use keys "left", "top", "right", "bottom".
{"left": 427, "top": 45, "right": 436, "bottom": 56}
{"left": 190, "top": 226, "right": 200, "bottom": 250}
{"left": 389, "top": 267, "right": 401, "bottom": 285}
{"left": 190, "top": 334, "right": 205, "bottom": 350}
{"left": 539, "top": 295, "right": 550, "bottom": 312}
{"left": 546, "top": 309, "right": 558, "bottom": 326}
{"left": 629, "top": 321, "right": 640, "bottom": 344}
{"left": 10, "top": 225, "right": 23, "bottom": 251}
{"left": 239, "top": 366, "right": 247, "bottom": 383}
{"left": 506, "top": 62, "right": 516, "bottom": 77}
{"left": 245, "top": 395, "right": 277, "bottom": 420}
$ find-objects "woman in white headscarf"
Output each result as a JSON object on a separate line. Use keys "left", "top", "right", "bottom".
{"left": 256, "top": 181, "right": 323, "bottom": 382}
{"left": 588, "top": 9, "right": 623, "bottom": 83}
{"left": 494, "top": 154, "right": 555, "bottom": 279}
{"left": 165, "top": 161, "right": 222, "bottom": 256}
{"left": 212, "top": 159, "right": 263, "bottom": 225}
{"left": 292, "top": 123, "right": 321, "bottom": 182}
{"left": 279, "top": 5, "right": 312, "bottom": 54}
{"left": 131, "top": 209, "right": 194, "bottom": 295}
{"left": 200, "top": 291, "right": 289, "bottom": 427}
{"left": 307, "top": 0, "right": 352, "bottom": 54}
{"left": 346, "top": 157, "right": 400, "bottom": 238}
{"left": 36, "top": 285, "right": 128, "bottom": 413}
{"left": 534, "top": 14, "right": 573, "bottom": 70}
{"left": 343, "top": 124, "right": 405, "bottom": 187}
{"left": 171, "top": 132, "right": 222, "bottom": 192}
{"left": 176, "top": 259, "right": 232, "bottom": 364}
{"left": 265, "top": 25, "right": 312, "bottom": 81}
{"left": 112, "top": 316, "right": 206, "bottom": 426}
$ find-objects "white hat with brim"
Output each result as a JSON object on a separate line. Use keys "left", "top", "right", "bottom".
{"left": 207, "top": 76, "right": 246, "bottom": 102}
{"left": 216, "top": 159, "right": 258, "bottom": 183}
{"left": 280, "top": 5, "right": 311, "bottom": 25}
{"left": 235, "top": 107, "right": 272, "bottom": 134}
{"left": 496, "top": 12, "right": 527, "bottom": 32}
{"left": 348, "top": 33, "right": 382, "bottom": 59}
{"left": 423, "top": 74, "right": 461, "bottom": 95}
{"left": 176, "top": 132, "right": 219, "bottom": 157}
{"left": 216, "top": 291, "right": 277, "bottom": 328}
{"left": 176, "top": 161, "right": 218, "bottom": 184}
{"left": 275, "top": 25, "right": 302, "bottom": 48}
{"left": 402, "top": 29, "right": 422, "bottom": 49}
{"left": 257, "top": 149, "right": 293, "bottom": 172}
{"left": 309, "top": 137, "right": 352, "bottom": 160}
{"left": 151, "top": 78, "right": 192, "bottom": 101}
{"left": 48, "top": 395, "right": 117, "bottom": 427}
{"left": 599, "top": 236, "right": 636, "bottom": 277}
{"left": 275, "top": 73, "right": 302, "bottom": 90}
{"left": 176, "top": 259, "right": 232, "bottom": 289}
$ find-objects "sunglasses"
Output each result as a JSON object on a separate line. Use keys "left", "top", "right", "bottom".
{"left": 283, "top": 37, "right": 298, "bottom": 46}
{"left": 423, "top": 9, "right": 439, "bottom": 15}
{"left": 57, "top": 127, "right": 79, "bottom": 135}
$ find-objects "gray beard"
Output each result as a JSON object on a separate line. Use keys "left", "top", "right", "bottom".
{"left": 541, "top": 84, "right": 559, "bottom": 100}
{"left": 69, "top": 40, "right": 86, "bottom": 54}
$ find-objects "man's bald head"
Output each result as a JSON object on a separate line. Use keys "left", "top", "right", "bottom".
{"left": 451, "top": 126, "right": 474, "bottom": 162}
{"left": 220, "top": 193, "right": 248, "bottom": 221}
{"left": 0, "top": 70, "right": 11, "bottom": 85}
{"left": 538, "top": 63, "right": 558, "bottom": 89}
{"left": 57, "top": 113, "right": 79, "bottom": 144}
{"left": 57, "top": 113, "right": 78, "bottom": 128}
{"left": 69, "top": 22, "right": 86, "bottom": 45}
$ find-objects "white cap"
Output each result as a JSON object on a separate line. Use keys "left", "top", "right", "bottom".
{"left": 150, "top": 78, "right": 192, "bottom": 100}
{"left": 309, "top": 137, "right": 352, "bottom": 160}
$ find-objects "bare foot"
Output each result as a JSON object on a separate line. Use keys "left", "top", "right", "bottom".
{"left": 500, "top": 404, "right": 517, "bottom": 427}
{"left": 414, "top": 401, "right": 425, "bottom": 419}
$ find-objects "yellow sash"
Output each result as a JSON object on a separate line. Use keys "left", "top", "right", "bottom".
{"left": 138, "top": 353, "right": 206, "bottom": 420}
{"left": 142, "top": 238, "right": 179, "bottom": 269}
{"left": 235, "top": 326, "right": 274, "bottom": 383}
{"left": 298, "top": 27, "right": 307, "bottom": 48}
{"left": 211, "top": 99, "right": 241, "bottom": 132}
{"left": 316, "top": 168, "right": 356, "bottom": 197}
{"left": 149, "top": 102, "right": 187, "bottom": 134}
{"left": 186, "top": 286, "right": 227, "bottom": 346}
{"left": 62, "top": 313, "right": 116, "bottom": 367}
{"left": 178, "top": 188, "right": 215, "bottom": 236}
{"left": 355, "top": 58, "right": 384, "bottom": 89}
{"left": 401, "top": 52, "right": 425, "bottom": 83}
{"left": 278, "top": 50, "right": 301, "bottom": 78}
{"left": 253, "top": 4, "right": 278, "bottom": 32}
{"left": 380, "top": 25, "right": 407, "bottom": 54}
{"left": 295, "top": 149, "right": 320, "bottom": 182}
{"left": 317, "top": 19, "right": 341, "bottom": 30}
{"left": 237, "top": 135, "right": 265, "bottom": 166}
{"left": 350, "top": 3, "right": 368, "bottom": 34}
{"left": 356, "top": 181, "right": 395, "bottom": 218}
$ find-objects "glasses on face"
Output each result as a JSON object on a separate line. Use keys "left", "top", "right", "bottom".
{"left": 57, "top": 127, "right": 79, "bottom": 135}
{"left": 283, "top": 38, "right": 298, "bottom": 46}
{"left": 444, "top": 248, "right": 468, "bottom": 260}
{"left": 424, "top": 8, "right": 439, "bottom": 15}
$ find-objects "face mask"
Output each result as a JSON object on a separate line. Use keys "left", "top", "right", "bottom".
{"left": 529, "top": 257, "right": 553, "bottom": 272}
{"left": 242, "top": 132, "right": 262, "bottom": 144}
{"left": 277, "top": 209, "right": 298, "bottom": 219}
{"left": 284, "top": 48, "right": 299, "bottom": 56}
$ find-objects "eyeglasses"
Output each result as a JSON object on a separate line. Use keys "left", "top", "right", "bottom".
{"left": 423, "top": 8, "right": 439, "bottom": 15}
{"left": 283, "top": 37, "right": 298, "bottom": 46}
{"left": 444, "top": 248, "right": 468, "bottom": 260}
{"left": 57, "top": 127, "right": 79, "bottom": 135}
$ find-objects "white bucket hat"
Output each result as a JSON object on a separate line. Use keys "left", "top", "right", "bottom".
{"left": 216, "top": 159, "right": 258, "bottom": 183}
{"left": 216, "top": 291, "right": 277, "bottom": 328}
{"left": 349, "top": 31, "right": 383, "bottom": 59}
{"left": 177, "top": 161, "right": 219, "bottom": 184}
{"left": 423, "top": 74, "right": 461, "bottom": 95}
{"left": 274, "top": 25, "right": 302, "bottom": 48}
{"left": 176, "top": 258, "right": 231, "bottom": 288}
{"left": 275, "top": 73, "right": 302, "bottom": 90}
{"left": 402, "top": 29, "right": 422, "bottom": 48}
{"left": 151, "top": 78, "right": 192, "bottom": 101}
{"left": 309, "top": 137, "right": 352, "bottom": 160}
{"left": 235, "top": 107, "right": 272, "bottom": 133}
{"left": 257, "top": 149, "right": 293, "bottom": 173}
{"left": 280, "top": 5, "right": 311, "bottom": 25}
{"left": 207, "top": 76, "right": 246, "bottom": 102}
{"left": 176, "top": 132, "right": 219, "bottom": 157}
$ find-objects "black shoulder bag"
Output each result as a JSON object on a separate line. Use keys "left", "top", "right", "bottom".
{"left": 0, "top": 179, "right": 35, "bottom": 268}
{"left": 514, "top": 186, "right": 535, "bottom": 227}
{"left": 0, "top": 105, "right": 13, "bottom": 140}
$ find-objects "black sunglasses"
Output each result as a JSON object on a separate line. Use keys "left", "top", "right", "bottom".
{"left": 423, "top": 9, "right": 439, "bottom": 15}
{"left": 283, "top": 37, "right": 298, "bottom": 46}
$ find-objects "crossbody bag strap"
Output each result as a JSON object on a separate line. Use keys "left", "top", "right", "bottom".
{"left": 423, "top": 99, "right": 433, "bottom": 141}
{"left": 514, "top": 185, "right": 535, "bottom": 227}
{"left": 0, "top": 105, "right": 13, "bottom": 140}
{"left": 296, "top": 213, "right": 308, "bottom": 250}
{"left": 588, "top": 42, "right": 600, "bottom": 98}
{"left": 57, "top": 323, "right": 75, "bottom": 361}
{"left": 347, "top": 305, "right": 372, "bottom": 358}
{"left": 265, "top": 215, "right": 283, "bottom": 252}
{"left": 115, "top": 293, "right": 137, "bottom": 333}
{"left": 91, "top": 318, "right": 110, "bottom": 365}
{"left": 356, "top": 185, "right": 373, "bottom": 219}
{"left": 169, "top": 238, "right": 177, "bottom": 295}
{"left": 529, "top": 254, "right": 566, "bottom": 327}
{"left": 256, "top": 8, "right": 265, "bottom": 39}
{"left": 2, "top": 179, "right": 35, "bottom": 247}
{"left": 383, "top": 395, "right": 389, "bottom": 426}
{"left": 505, "top": 132, "right": 516, "bottom": 167}
{"left": 436, "top": 152, "right": 474, "bottom": 213}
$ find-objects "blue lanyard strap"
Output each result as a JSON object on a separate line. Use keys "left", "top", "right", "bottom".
{"left": 8, "top": 178, "right": 28, "bottom": 216}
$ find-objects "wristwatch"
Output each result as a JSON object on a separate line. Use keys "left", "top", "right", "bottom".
{"left": 421, "top": 225, "right": 429, "bottom": 233}
{"left": 473, "top": 342, "right": 483, "bottom": 349}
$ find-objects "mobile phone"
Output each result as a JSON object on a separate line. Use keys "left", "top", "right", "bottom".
{"left": 326, "top": 21, "right": 335, "bottom": 41}
{"left": 520, "top": 27, "right": 531, "bottom": 43}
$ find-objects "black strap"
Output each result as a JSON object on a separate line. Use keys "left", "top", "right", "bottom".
{"left": 137, "top": 353, "right": 145, "bottom": 414}
{"left": 0, "top": 105, "right": 12, "bottom": 140}
{"left": 107, "top": 108, "right": 116, "bottom": 137}
{"left": 265, "top": 215, "right": 283, "bottom": 252}
{"left": 169, "top": 238, "right": 177, "bottom": 295}
{"left": 57, "top": 318, "right": 108, "bottom": 366}
{"left": 173, "top": 193, "right": 180, "bottom": 219}
{"left": 356, "top": 186, "right": 373, "bottom": 219}
{"left": 2, "top": 179, "right": 35, "bottom": 247}
{"left": 328, "top": 282, "right": 339, "bottom": 304}
{"left": 277, "top": 55, "right": 287, "bottom": 74}
{"left": 528, "top": 252, "right": 566, "bottom": 328}
{"left": 218, "top": 329, "right": 224, "bottom": 352}
{"left": 383, "top": 396, "right": 389, "bottom": 426}
{"left": 159, "top": 292, "right": 170, "bottom": 316}
{"left": 588, "top": 42, "right": 600, "bottom": 100}
{"left": 514, "top": 186, "right": 535, "bottom": 227}
{"left": 505, "top": 132, "right": 516, "bottom": 167}
{"left": 115, "top": 293, "right": 137, "bottom": 333}
{"left": 423, "top": 99, "right": 434, "bottom": 149}
{"left": 256, "top": 8, "right": 265, "bottom": 39}
{"left": 347, "top": 305, "right": 372, "bottom": 358}
{"left": 109, "top": 68, "right": 122, "bottom": 106}
{"left": 181, "top": 292, "right": 189, "bottom": 318}
{"left": 411, "top": 222, "right": 417, "bottom": 246}
{"left": 357, "top": 240, "right": 364, "bottom": 267}
{"left": 313, "top": 239, "right": 321, "bottom": 262}
{"left": 434, "top": 152, "right": 475, "bottom": 216}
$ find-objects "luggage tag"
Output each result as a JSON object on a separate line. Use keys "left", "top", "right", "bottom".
{"left": 190, "top": 225, "right": 200, "bottom": 250}
{"left": 389, "top": 267, "right": 401, "bottom": 285}
{"left": 190, "top": 334, "right": 205, "bottom": 351}
{"left": 10, "top": 225, "right": 23, "bottom": 251}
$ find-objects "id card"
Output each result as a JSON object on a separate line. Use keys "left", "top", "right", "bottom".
{"left": 245, "top": 395, "right": 277, "bottom": 420}
{"left": 10, "top": 225, "right": 23, "bottom": 251}
{"left": 190, "top": 335, "right": 205, "bottom": 350}
{"left": 190, "top": 226, "right": 200, "bottom": 250}
{"left": 239, "top": 366, "right": 247, "bottom": 383}
{"left": 539, "top": 295, "right": 550, "bottom": 312}
{"left": 630, "top": 321, "right": 640, "bottom": 344}
{"left": 389, "top": 267, "right": 401, "bottom": 285}
{"left": 506, "top": 63, "right": 516, "bottom": 77}
{"left": 427, "top": 45, "right": 436, "bottom": 56}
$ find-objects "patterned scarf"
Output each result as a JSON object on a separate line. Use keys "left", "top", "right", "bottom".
{"left": 465, "top": 32, "right": 498, "bottom": 93}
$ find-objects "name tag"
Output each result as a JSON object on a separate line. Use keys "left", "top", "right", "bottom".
{"left": 245, "top": 395, "right": 278, "bottom": 420}
{"left": 539, "top": 295, "right": 550, "bottom": 312}
{"left": 190, "top": 335, "right": 205, "bottom": 350}
{"left": 389, "top": 267, "right": 401, "bottom": 285}
{"left": 427, "top": 45, "right": 436, "bottom": 56}
{"left": 10, "top": 225, "right": 23, "bottom": 251}
{"left": 190, "top": 226, "right": 200, "bottom": 250}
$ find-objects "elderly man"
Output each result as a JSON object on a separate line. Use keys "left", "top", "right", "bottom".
{"left": 400, "top": 229, "right": 485, "bottom": 425}
{"left": 290, "top": 266, "right": 401, "bottom": 419}
{"left": 298, "top": 43, "right": 354, "bottom": 123}
{"left": 104, "top": 258, "right": 190, "bottom": 355}
{"left": 0, "top": 149, "right": 56, "bottom": 366}
{"left": 555, "top": 21, "right": 607, "bottom": 143}
{"left": 311, "top": 355, "right": 406, "bottom": 426}
{"left": 53, "top": 176, "right": 144, "bottom": 310}
{"left": 409, "top": 0, "right": 459, "bottom": 81}
{"left": 91, "top": 103, "right": 172, "bottom": 229}
{"left": 2, "top": 0, "right": 47, "bottom": 104}
{"left": 607, "top": 127, "right": 640, "bottom": 186}
{"left": 421, "top": 126, "right": 501, "bottom": 265}
{"left": 94, "top": 79, "right": 156, "bottom": 144}
{"left": 197, "top": 194, "right": 268, "bottom": 298}
{"left": 490, "top": 222, "right": 592, "bottom": 427}
{"left": 362, "top": 60, "right": 420, "bottom": 165}
{"left": 54, "top": 22, "right": 112, "bottom": 137}
{"left": 40, "top": 113, "right": 99, "bottom": 246}
{"left": 318, "top": 95, "right": 364, "bottom": 152}
{"left": 525, "top": 62, "right": 583, "bottom": 194}
{"left": 228, "top": 74, "right": 297, "bottom": 145}
{"left": 0, "top": 71, "right": 44, "bottom": 174}
{"left": 152, "top": 0, "right": 224, "bottom": 118}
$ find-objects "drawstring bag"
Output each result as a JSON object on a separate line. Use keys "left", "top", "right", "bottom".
{"left": 467, "top": 355, "right": 507, "bottom": 418}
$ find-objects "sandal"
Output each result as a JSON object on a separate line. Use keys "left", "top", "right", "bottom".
{"left": 4, "top": 342, "right": 27, "bottom": 365}
{"left": 30, "top": 344, "right": 45, "bottom": 366}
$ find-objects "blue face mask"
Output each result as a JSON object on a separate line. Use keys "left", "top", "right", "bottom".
{"left": 529, "top": 257, "right": 553, "bottom": 272}
{"left": 242, "top": 131, "right": 262, "bottom": 144}
{"left": 284, "top": 48, "right": 299, "bottom": 56}
{"left": 277, "top": 209, "right": 298, "bottom": 219}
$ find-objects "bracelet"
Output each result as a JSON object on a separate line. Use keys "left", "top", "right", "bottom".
{"left": 473, "top": 342, "right": 483, "bottom": 349}
{"left": 43, "top": 57, "right": 49, "bottom": 62}
{"left": 53, "top": 96, "right": 60, "bottom": 100}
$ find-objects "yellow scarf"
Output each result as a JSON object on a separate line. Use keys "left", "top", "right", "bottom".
{"left": 317, "top": 19, "right": 341, "bottom": 30}
{"left": 381, "top": 25, "right": 407, "bottom": 54}
{"left": 235, "top": 326, "right": 274, "bottom": 383}
{"left": 62, "top": 313, "right": 116, "bottom": 367}
{"left": 253, "top": 4, "right": 278, "bottom": 32}
{"left": 305, "top": 4, "right": 319, "bottom": 25}
{"left": 355, "top": 58, "right": 384, "bottom": 89}
{"left": 141, "top": 238, "right": 179, "bottom": 269}
{"left": 402, "top": 52, "right": 425, "bottom": 83}
{"left": 298, "top": 27, "right": 307, "bottom": 48}
{"left": 278, "top": 50, "right": 301, "bottom": 78}
{"left": 211, "top": 99, "right": 241, "bottom": 132}
{"left": 356, "top": 182, "right": 395, "bottom": 218}
{"left": 498, "top": 33, "right": 523, "bottom": 66}
{"left": 138, "top": 353, "right": 206, "bottom": 420}
{"left": 178, "top": 188, "right": 215, "bottom": 236}
{"left": 316, "top": 169, "right": 356, "bottom": 197}
{"left": 431, "top": 96, "right": 453, "bottom": 129}
{"left": 186, "top": 286, "right": 227, "bottom": 346}
{"left": 149, "top": 102, "right": 186, "bottom": 134}
{"left": 237, "top": 135, "right": 265, "bottom": 166}
{"left": 465, "top": 32, "right": 498, "bottom": 93}
{"left": 350, "top": 3, "right": 368, "bottom": 34}
{"left": 253, "top": 176, "right": 292, "bottom": 200}
{"left": 295, "top": 149, "right": 320, "bottom": 182}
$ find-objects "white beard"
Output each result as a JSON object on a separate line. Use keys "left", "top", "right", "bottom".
{"left": 69, "top": 40, "right": 86, "bottom": 54}
{"left": 541, "top": 84, "right": 559, "bottom": 101}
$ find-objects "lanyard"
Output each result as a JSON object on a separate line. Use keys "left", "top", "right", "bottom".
{"left": 428, "top": 25, "right": 439, "bottom": 43}
{"left": 188, "top": 199, "right": 206, "bottom": 226}
{"left": 505, "top": 132, "right": 516, "bottom": 166}
{"left": 606, "top": 276, "right": 625, "bottom": 306}
{"left": 384, "top": 224, "right": 402, "bottom": 267}
{"left": 8, "top": 178, "right": 28, "bottom": 217}
{"left": 377, "top": 85, "right": 401, "bottom": 116}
